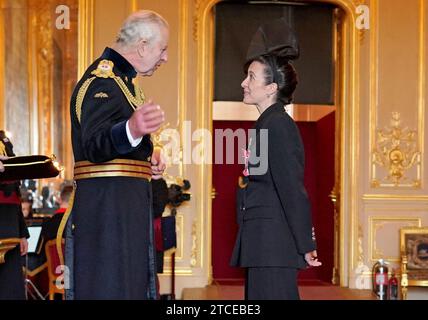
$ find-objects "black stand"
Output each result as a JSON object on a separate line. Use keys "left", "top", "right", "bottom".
{"left": 171, "top": 251, "right": 176, "bottom": 300}
{"left": 24, "top": 254, "right": 45, "bottom": 300}
{"left": 160, "top": 211, "right": 177, "bottom": 300}
{"left": 160, "top": 252, "right": 176, "bottom": 300}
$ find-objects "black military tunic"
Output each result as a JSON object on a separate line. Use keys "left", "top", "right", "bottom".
{"left": 0, "top": 136, "right": 29, "bottom": 300}
{"left": 68, "top": 48, "right": 157, "bottom": 299}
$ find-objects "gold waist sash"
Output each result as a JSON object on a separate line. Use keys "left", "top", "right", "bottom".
{"left": 57, "top": 159, "right": 152, "bottom": 266}
{"left": 74, "top": 159, "right": 152, "bottom": 181}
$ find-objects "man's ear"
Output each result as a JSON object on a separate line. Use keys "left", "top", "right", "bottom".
{"left": 137, "top": 39, "right": 148, "bottom": 56}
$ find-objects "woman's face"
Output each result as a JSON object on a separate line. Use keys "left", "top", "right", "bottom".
{"left": 241, "top": 61, "right": 271, "bottom": 106}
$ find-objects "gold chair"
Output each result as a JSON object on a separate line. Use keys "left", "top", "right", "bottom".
{"left": 400, "top": 227, "right": 428, "bottom": 300}
{"left": 45, "top": 239, "right": 65, "bottom": 300}
{"left": 0, "top": 238, "right": 20, "bottom": 264}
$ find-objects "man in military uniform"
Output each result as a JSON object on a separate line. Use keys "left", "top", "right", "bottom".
{"left": 65, "top": 10, "right": 168, "bottom": 299}
{"left": 0, "top": 133, "right": 29, "bottom": 300}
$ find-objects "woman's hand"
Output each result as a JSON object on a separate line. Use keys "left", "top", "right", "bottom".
{"left": 305, "top": 250, "right": 322, "bottom": 267}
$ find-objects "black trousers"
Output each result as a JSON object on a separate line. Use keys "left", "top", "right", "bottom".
{"left": 245, "top": 267, "right": 300, "bottom": 300}
{"left": 0, "top": 247, "right": 26, "bottom": 300}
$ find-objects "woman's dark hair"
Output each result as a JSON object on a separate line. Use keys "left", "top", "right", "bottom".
{"left": 247, "top": 55, "right": 298, "bottom": 105}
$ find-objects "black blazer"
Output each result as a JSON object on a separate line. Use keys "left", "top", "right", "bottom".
{"left": 231, "top": 103, "right": 316, "bottom": 269}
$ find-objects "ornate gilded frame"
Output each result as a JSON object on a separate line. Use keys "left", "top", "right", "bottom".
{"left": 400, "top": 227, "right": 428, "bottom": 299}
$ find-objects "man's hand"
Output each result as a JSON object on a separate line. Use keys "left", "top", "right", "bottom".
{"left": 0, "top": 155, "right": 8, "bottom": 172}
{"left": 128, "top": 100, "right": 165, "bottom": 140}
{"left": 305, "top": 250, "right": 322, "bottom": 267}
{"left": 20, "top": 238, "right": 28, "bottom": 256}
{"left": 151, "top": 146, "right": 166, "bottom": 180}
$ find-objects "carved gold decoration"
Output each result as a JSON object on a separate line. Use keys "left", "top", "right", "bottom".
{"left": 330, "top": 190, "right": 340, "bottom": 285}
{"left": 355, "top": 0, "right": 368, "bottom": 42}
{"left": 372, "top": 112, "right": 421, "bottom": 188}
{"left": 190, "top": 220, "right": 198, "bottom": 267}
{"left": 150, "top": 123, "right": 186, "bottom": 185}
{"left": 357, "top": 222, "right": 365, "bottom": 266}
{"left": 353, "top": 223, "right": 371, "bottom": 289}
{"left": 193, "top": 0, "right": 203, "bottom": 42}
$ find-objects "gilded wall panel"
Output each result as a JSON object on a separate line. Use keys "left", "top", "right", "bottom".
{"left": 1, "top": 0, "right": 30, "bottom": 155}
{"left": 368, "top": 216, "right": 421, "bottom": 263}
{"left": 370, "top": 0, "right": 425, "bottom": 190}
{"left": 357, "top": 0, "right": 427, "bottom": 292}
{"left": 0, "top": 0, "right": 77, "bottom": 178}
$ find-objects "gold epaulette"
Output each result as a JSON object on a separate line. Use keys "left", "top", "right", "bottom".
{"left": 75, "top": 59, "right": 146, "bottom": 123}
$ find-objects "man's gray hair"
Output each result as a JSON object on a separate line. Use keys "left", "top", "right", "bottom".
{"left": 116, "top": 10, "right": 168, "bottom": 48}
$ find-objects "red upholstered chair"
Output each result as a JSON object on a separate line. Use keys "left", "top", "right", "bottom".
{"left": 45, "top": 239, "right": 65, "bottom": 300}
{"left": 0, "top": 238, "right": 20, "bottom": 264}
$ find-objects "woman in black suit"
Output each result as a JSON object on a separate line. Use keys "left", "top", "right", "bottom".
{"left": 230, "top": 53, "right": 321, "bottom": 300}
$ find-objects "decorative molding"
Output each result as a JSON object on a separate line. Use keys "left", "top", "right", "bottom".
{"left": 355, "top": 0, "right": 368, "bottom": 43}
{"left": 130, "top": 0, "right": 138, "bottom": 12}
{"left": 32, "top": 0, "right": 54, "bottom": 156}
{"left": 190, "top": 219, "right": 198, "bottom": 267}
{"left": 178, "top": 0, "right": 188, "bottom": 179}
{"left": 369, "top": 217, "right": 421, "bottom": 263}
{"left": 0, "top": 1, "right": 5, "bottom": 130}
{"left": 363, "top": 194, "right": 428, "bottom": 201}
{"left": 372, "top": 112, "right": 421, "bottom": 188}
{"left": 357, "top": 222, "right": 365, "bottom": 266}
{"left": 353, "top": 263, "right": 371, "bottom": 289}
{"left": 160, "top": 215, "right": 195, "bottom": 275}
{"left": 354, "top": 215, "right": 370, "bottom": 290}
{"left": 417, "top": 0, "right": 426, "bottom": 190}
{"left": 78, "top": 0, "right": 94, "bottom": 79}
{"left": 330, "top": 190, "right": 340, "bottom": 285}
{"left": 192, "top": 0, "right": 204, "bottom": 42}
